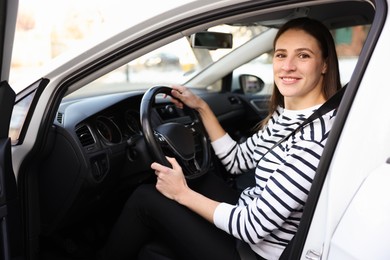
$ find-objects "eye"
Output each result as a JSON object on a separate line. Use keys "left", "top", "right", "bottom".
{"left": 298, "top": 52, "right": 310, "bottom": 59}
{"left": 274, "top": 52, "right": 286, "bottom": 59}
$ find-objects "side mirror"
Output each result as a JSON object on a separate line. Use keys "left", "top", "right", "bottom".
{"left": 190, "top": 31, "right": 233, "bottom": 50}
{"left": 239, "top": 74, "right": 265, "bottom": 94}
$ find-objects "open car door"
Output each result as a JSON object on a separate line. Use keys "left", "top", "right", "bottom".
{"left": 0, "top": 0, "right": 22, "bottom": 259}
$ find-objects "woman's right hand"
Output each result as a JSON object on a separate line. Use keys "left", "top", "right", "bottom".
{"left": 170, "top": 85, "right": 206, "bottom": 111}
{"left": 170, "top": 85, "right": 226, "bottom": 142}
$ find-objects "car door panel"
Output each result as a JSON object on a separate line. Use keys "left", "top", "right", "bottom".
{"left": 327, "top": 162, "right": 390, "bottom": 260}
{"left": 0, "top": 81, "right": 22, "bottom": 260}
{"left": 201, "top": 92, "right": 268, "bottom": 142}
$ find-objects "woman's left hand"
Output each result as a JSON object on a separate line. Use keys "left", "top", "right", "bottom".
{"left": 151, "top": 157, "right": 189, "bottom": 201}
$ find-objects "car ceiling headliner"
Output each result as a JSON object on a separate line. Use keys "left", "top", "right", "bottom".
{"left": 230, "top": 1, "right": 374, "bottom": 29}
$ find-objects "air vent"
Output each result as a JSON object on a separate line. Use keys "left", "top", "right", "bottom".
{"left": 56, "top": 112, "right": 64, "bottom": 124}
{"left": 75, "top": 125, "right": 95, "bottom": 147}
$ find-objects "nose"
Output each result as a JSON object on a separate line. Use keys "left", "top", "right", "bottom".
{"left": 281, "top": 56, "right": 296, "bottom": 71}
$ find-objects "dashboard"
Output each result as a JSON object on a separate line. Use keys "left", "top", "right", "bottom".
{"left": 39, "top": 88, "right": 261, "bottom": 235}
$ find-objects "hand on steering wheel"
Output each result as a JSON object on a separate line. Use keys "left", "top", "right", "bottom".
{"left": 140, "top": 86, "right": 211, "bottom": 179}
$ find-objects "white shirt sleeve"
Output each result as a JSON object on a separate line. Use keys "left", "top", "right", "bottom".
{"left": 211, "top": 133, "right": 235, "bottom": 157}
{"left": 213, "top": 202, "right": 235, "bottom": 230}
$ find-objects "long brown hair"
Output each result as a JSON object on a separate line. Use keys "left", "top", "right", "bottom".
{"left": 259, "top": 17, "right": 342, "bottom": 129}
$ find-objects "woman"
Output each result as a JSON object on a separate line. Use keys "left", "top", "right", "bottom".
{"left": 99, "top": 17, "right": 341, "bottom": 260}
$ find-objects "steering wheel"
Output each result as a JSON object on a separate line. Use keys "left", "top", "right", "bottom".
{"left": 140, "top": 86, "right": 211, "bottom": 179}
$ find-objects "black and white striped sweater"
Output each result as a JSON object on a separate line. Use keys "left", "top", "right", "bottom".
{"left": 212, "top": 105, "right": 337, "bottom": 259}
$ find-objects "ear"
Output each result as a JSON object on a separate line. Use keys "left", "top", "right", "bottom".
{"left": 321, "top": 61, "right": 328, "bottom": 75}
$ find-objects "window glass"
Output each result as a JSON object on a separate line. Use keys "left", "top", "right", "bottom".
{"left": 66, "top": 24, "right": 267, "bottom": 99}
{"left": 334, "top": 25, "right": 370, "bottom": 84}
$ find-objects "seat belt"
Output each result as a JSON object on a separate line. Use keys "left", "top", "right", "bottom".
{"left": 265, "top": 85, "right": 346, "bottom": 156}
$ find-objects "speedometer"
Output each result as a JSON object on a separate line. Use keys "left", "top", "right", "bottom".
{"left": 125, "top": 110, "right": 142, "bottom": 135}
{"left": 95, "top": 116, "right": 122, "bottom": 144}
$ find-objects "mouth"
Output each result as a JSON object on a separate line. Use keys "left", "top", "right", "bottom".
{"left": 279, "top": 76, "right": 300, "bottom": 83}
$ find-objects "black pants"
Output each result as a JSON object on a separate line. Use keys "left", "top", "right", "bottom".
{"left": 99, "top": 173, "right": 243, "bottom": 260}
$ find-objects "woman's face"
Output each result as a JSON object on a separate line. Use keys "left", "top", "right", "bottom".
{"left": 273, "top": 29, "right": 327, "bottom": 110}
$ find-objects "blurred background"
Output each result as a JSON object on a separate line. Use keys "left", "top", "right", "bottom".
{"left": 10, "top": 0, "right": 195, "bottom": 86}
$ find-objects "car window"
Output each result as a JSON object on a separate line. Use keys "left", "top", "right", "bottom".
{"left": 65, "top": 24, "right": 267, "bottom": 99}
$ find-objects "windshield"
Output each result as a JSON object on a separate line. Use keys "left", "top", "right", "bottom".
{"left": 65, "top": 24, "right": 267, "bottom": 99}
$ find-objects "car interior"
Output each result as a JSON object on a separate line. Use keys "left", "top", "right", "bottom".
{"left": 10, "top": 1, "right": 375, "bottom": 259}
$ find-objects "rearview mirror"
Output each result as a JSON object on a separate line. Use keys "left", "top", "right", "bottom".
{"left": 190, "top": 31, "right": 233, "bottom": 50}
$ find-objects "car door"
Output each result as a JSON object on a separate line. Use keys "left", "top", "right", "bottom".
{"left": 0, "top": 0, "right": 22, "bottom": 259}
{"left": 0, "top": 81, "right": 18, "bottom": 260}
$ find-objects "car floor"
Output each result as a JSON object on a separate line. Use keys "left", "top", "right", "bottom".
{"left": 38, "top": 220, "right": 107, "bottom": 260}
